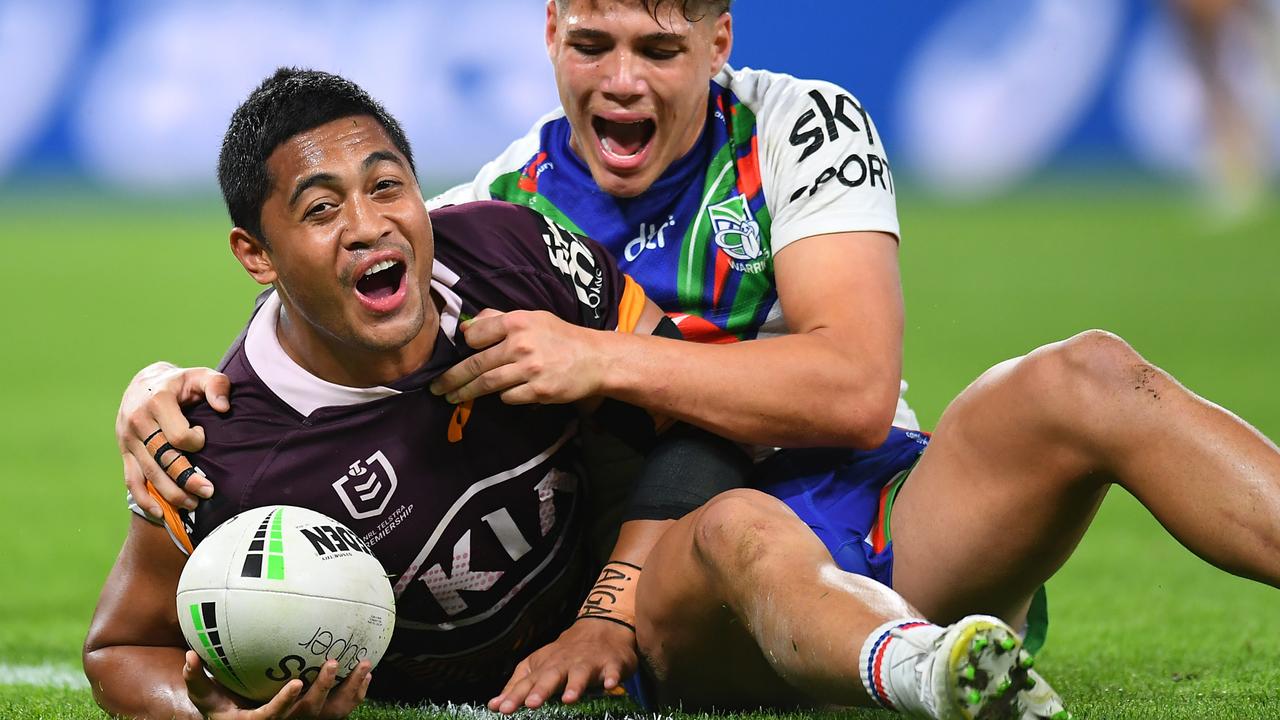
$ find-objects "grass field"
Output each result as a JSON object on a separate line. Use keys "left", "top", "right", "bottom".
{"left": 1, "top": 183, "right": 1277, "bottom": 718}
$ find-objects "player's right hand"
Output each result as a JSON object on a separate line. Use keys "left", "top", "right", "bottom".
{"left": 118, "top": 362, "right": 230, "bottom": 517}
{"left": 184, "top": 651, "right": 372, "bottom": 719}
{"left": 488, "top": 616, "right": 638, "bottom": 714}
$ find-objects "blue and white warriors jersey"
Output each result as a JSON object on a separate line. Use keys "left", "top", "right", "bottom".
{"left": 432, "top": 66, "right": 916, "bottom": 428}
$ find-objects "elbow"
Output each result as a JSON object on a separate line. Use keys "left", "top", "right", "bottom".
{"left": 82, "top": 646, "right": 109, "bottom": 709}
{"left": 842, "top": 411, "right": 895, "bottom": 451}
{"left": 82, "top": 629, "right": 124, "bottom": 713}
{"left": 828, "top": 383, "right": 899, "bottom": 451}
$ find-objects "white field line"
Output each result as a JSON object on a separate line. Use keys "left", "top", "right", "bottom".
{"left": 0, "top": 662, "right": 89, "bottom": 689}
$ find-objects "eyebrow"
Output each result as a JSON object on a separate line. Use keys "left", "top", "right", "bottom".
{"left": 288, "top": 172, "right": 337, "bottom": 208}
{"left": 566, "top": 28, "right": 686, "bottom": 44}
{"left": 362, "top": 150, "right": 404, "bottom": 171}
{"left": 287, "top": 151, "right": 405, "bottom": 208}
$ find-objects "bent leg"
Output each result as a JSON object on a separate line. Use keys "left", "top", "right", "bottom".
{"left": 635, "top": 489, "right": 917, "bottom": 709}
{"left": 893, "top": 330, "right": 1280, "bottom": 625}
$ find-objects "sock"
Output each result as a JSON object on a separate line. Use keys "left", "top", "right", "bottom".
{"left": 858, "top": 618, "right": 944, "bottom": 716}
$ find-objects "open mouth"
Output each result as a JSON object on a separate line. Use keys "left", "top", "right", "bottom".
{"left": 355, "top": 259, "right": 406, "bottom": 305}
{"left": 592, "top": 116, "right": 656, "bottom": 161}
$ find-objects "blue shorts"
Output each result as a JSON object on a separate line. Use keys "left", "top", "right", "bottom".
{"left": 755, "top": 427, "right": 930, "bottom": 587}
{"left": 756, "top": 429, "right": 1049, "bottom": 655}
{"left": 622, "top": 428, "right": 930, "bottom": 709}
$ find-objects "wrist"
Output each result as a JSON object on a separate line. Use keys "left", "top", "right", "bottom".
{"left": 578, "top": 561, "right": 642, "bottom": 631}
{"left": 593, "top": 328, "right": 638, "bottom": 399}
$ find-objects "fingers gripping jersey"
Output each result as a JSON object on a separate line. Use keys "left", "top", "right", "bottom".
{"left": 130, "top": 202, "right": 649, "bottom": 702}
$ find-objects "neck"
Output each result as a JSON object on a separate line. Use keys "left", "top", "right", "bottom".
{"left": 274, "top": 299, "right": 440, "bottom": 388}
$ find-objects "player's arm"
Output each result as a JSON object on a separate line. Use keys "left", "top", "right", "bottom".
{"left": 83, "top": 513, "right": 219, "bottom": 719}
{"left": 432, "top": 232, "right": 902, "bottom": 449}
{"left": 600, "top": 228, "right": 902, "bottom": 449}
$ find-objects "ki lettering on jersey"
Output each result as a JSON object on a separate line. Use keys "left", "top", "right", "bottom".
{"left": 707, "top": 195, "right": 768, "bottom": 274}
{"left": 787, "top": 89, "right": 894, "bottom": 201}
{"left": 412, "top": 468, "right": 577, "bottom": 618}
{"left": 624, "top": 215, "right": 675, "bottom": 262}
{"left": 332, "top": 451, "right": 399, "bottom": 520}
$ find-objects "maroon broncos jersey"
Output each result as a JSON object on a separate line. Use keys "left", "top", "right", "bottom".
{"left": 134, "top": 201, "right": 650, "bottom": 701}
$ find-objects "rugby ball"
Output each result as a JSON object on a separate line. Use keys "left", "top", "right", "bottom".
{"left": 176, "top": 505, "right": 395, "bottom": 701}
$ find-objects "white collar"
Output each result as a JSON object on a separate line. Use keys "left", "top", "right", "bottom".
{"left": 243, "top": 292, "right": 401, "bottom": 416}
{"left": 242, "top": 260, "right": 466, "bottom": 416}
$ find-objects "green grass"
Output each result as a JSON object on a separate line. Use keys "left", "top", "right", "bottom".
{"left": 1, "top": 185, "right": 1278, "bottom": 718}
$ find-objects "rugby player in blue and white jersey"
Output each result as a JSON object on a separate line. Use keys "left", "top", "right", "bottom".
{"left": 113, "top": 1, "right": 1280, "bottom": 716}
{"left": 86, "top": 69, "right": 1068, "bottom": 720}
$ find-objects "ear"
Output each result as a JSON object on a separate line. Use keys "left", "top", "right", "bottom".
{"left": 229, "top": 228, "right": 277, "bottom": 286}
{"left": 545, "top": 0, "right": 559, "bottom": 60}
{"left": 709, "top": 12, "right": 733, "bottom": 76}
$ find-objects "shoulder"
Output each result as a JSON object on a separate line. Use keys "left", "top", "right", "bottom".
{"left": 430, "top": 201, "right": 573, "bottom": 311}
{"left": 721, "top": 65, "right": 882, "bottom": 157}
{"left": 721, "top": 66, "right": 899, "bottom": 250}
{"left": 431, "top": 202, "right": 626, "bottom": 330}
{"left": 430, "top": 200, "right": 553, "bottom": 267}
{"left": 719, "top": 66, "right": 860, "bottom": 118}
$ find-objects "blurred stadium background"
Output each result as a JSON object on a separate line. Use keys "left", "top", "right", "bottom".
{"left": 1, "top": 0, "right": 1278, "bottom": 717}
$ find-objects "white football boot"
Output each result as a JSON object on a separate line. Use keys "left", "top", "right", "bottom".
{"left": 861, "top": 615, "right": 1070, "bottom": 720}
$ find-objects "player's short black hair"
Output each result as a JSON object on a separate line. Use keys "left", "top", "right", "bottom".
{"left": 217, "top": 67, "right": 416, "bottom": 244}
{"left": 555, "top": 0, "right": 731, "bottom": 24}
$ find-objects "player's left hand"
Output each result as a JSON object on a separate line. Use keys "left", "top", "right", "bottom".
{"left": 430, "top": 309, "right": 608, "bottom": 406}
{"left": 487, "top": 618, "right": 637, "bottom": 714}
{"left": 184, "top": 650, "right": 372, "bottom": 719}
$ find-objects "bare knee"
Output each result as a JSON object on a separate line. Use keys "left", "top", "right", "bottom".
{"left": 1019, "top": 329, "right": 1160, "bottom": 409}
{"left": 690, "top": 489, "right": 796, "bottom": 582}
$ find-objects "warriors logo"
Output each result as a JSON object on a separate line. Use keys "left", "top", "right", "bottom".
{"left": 707, "top": 195, "right": 767, "bottom": 272}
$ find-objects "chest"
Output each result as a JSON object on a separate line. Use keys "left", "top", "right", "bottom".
{"left": 208, "top": 395, "right": 586, "bottom": 656}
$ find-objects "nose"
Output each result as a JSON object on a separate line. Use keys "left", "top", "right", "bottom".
{"left": 342, "top": 193, "right": 393, "bottom": 250}
{"left": 599, "top": 49, "right": 648, "bottom": 104}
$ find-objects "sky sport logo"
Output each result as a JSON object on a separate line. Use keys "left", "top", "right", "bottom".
{"left": 240, "top": 508, "right": 285, "bottom": 580}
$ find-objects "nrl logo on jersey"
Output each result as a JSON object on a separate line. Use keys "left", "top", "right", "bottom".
{"left": 332, "top": 451, "right": 398, "bottom": 520}
{"left": 707, "top": 195, "right": 768, "bottom": 274}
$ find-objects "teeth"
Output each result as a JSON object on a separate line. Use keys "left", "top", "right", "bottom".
{"left": 364, "top": 260, "right": 398, "bottom": 277}
{"left": 600, "top": 136, "right": 641, "bottom": 159}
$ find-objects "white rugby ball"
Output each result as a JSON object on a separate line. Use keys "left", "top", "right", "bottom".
{"left": 176, "top": 505, "right": 395, "bottom": 701}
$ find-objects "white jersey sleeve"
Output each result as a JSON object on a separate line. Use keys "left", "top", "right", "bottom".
{"left": 726, "top": 67, "right": 900, "bottom": 254}
{"left": 426, "top": 108, "right": 566, "bottom": 210}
